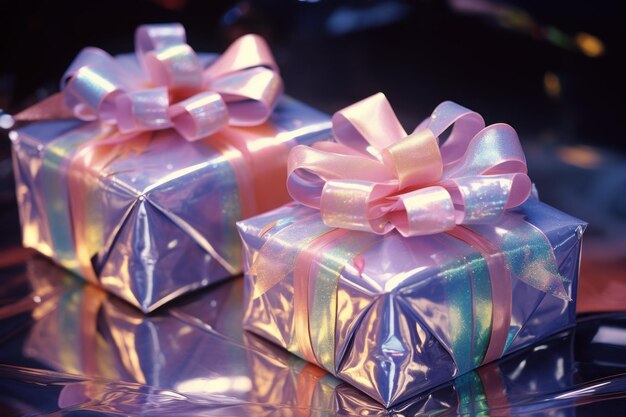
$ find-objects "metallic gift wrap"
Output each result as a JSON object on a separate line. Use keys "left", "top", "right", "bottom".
{"left": 238, "top": 198, "right": 586, "bottom": 406}
{"left": 10, "top": 52, "right": 332, "bottom": 312}
{"left": 4, "top": 256, "right": 625, "bottom": 416}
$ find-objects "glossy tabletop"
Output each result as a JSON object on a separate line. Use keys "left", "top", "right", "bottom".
{"left": 0, "top": 250, "right": 625, "bottom": 416}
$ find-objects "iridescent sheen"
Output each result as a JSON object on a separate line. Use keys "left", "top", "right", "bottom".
{"left": 239, "top": 198, "right": 586, "bottom": 406}
{"left": 12, "top": 95, "right": 332, "bottom": 312}
{"left": 287, "top": 93, "right": 532, "bottom": 237}
{"left": 62, "top": 24, "right": 284, "bottom": 142}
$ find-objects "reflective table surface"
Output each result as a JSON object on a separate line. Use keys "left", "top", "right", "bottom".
{"left": 1, "top": 251, "right": 626, "bottom": 417}
{"left": 1, "top": 1, "right": 625, "bottom": 415}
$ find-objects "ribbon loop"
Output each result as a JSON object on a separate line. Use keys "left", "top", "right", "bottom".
{"left": 142, "top": 44, "right": 203, "bottom": 93}
{"left": 168, "top": 91, "right": 228, "bottom": 141}
{"left": 381, "top": 129, "right": 442, "bottom": 190}
{"left": 287, "top": 93, "right": 532, "bottom": 236}
{"left": 417, "top": 100, "right": 486, "bottom": 165}
{"left": 135, "top": 23, "right": 187, "bottom": 56}
{"left": 60, "top": 24, "right": 283, "bottom": 142}
{"left": 115, "top": 87, "right": 171, "bottom": 133}
{"left": 63, "top": 50, "right": 130, "bottom": 121}
{"left": 210, "top": 67, "right": 283, "bottom": 126}
{"left": 203, "top": 34, "right": 279, "bottom": 80}
{"left": 320, "top": 180, "right": 397, "bottom": 234}
{"left": 332, "top": 92, "right": 407, "bottom": 153}
{"left": 390, "top": 186, "right": 456, "bottom": 236}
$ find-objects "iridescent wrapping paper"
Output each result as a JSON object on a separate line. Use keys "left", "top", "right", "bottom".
{"left": 10, "top": 53, "right": 332, "bottom": 312}
{"left": 4, "top": 257, "right": 613, "bottom": 417}
{"left": 238, "top": 198, "right": 586, "bottom": 406}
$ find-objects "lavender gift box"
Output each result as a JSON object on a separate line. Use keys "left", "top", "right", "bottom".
{"left": 10, "top": 24, "right": 331, "bottom": 312}
{"left": 238, "top": 94, "right": 586, "bottom": 406}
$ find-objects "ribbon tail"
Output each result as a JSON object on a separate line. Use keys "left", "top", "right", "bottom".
{"left": 251, "top": 215, "right": 333, "bottom": 300}
{"left": 475, "top": 216, "right": 571, "bottom": 302}
{"left": 13, "top": 93, "right": 76, "bottom": 122}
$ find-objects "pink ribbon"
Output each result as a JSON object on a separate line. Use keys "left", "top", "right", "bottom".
{"left": 61, "top": 23, "right": 283, "bottom": 142}
{"left": 287, "top": 93, "right": 532, "bottom": 236}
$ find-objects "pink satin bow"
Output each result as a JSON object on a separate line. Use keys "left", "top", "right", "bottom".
{"left": 61, "top": 23, "right": 283, "bottom": 141}
{"left": 287, "top": 93, "right": 532, "bottom": 236}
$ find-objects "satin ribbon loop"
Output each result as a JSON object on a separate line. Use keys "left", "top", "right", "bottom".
{"left": 203, "top": 34, "right": 280, "bottom": 79}
{"left": 135, "top": 23, "right": 187, "bottom": 57}
{"left": 114, "top": 87, "right": 171, "bottom": 133}
{"left": 320, "top": 180, "right": 397, "bottom": 234}
{"left": 381, "top": 129, "right": 442, "bottom": 190}
{"left": 168, "top": 91, "right": 229, "bottom": 141}
{"left": 390, "top": 186, "right": 456, "bottom": 236}
{"left": 61, "top": 24, "right": 283, "bottom": 142}
{"left": 331, "top": 92, "right": 407, "bottom": 153}
{"left": 417, "top": 100, "right": 486, "bottom": 166}
{"left": 287, "top": 93, "right": 532, "bottom": 236}
{"left": 142, "top": 44, "right": 204, "bottom": 93}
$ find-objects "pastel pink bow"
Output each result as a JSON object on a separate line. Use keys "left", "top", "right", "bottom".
{"left": 61, "top": 23, "right": 283, "bottom": 141}
{"left": 287, "top": 93, "right": 532, "bottom": 236}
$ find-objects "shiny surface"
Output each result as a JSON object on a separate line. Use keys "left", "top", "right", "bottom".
{"left": 287, "top": 94, "right": 531, "bottom": 237}
{"left": 0, "top": 2, "right": 624, "bottom": 415}
{"left": 1, "top": 253, "right": 626, "bottom": 416}
{"left": 59, "top": 25, "right": 282, "bottom": 139}
{"left": 239, "top": 199, "right": 585, "bottom": 406}
{"left": 12, "top": 90, "right": 332, "bottom": 312}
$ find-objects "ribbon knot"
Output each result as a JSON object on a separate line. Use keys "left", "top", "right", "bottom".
{"left": 61, "top": 23, "right": 283, "bottom": 142}
{"left": 287, "top": 93, "right": 532, "bottom": 236}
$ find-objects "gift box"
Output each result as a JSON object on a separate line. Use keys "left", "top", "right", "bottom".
{"left": 238, "top": 94, "right": 587, "bottom": 406}
{"left": 10, "top": 24, "right": 332, "bottom": 312}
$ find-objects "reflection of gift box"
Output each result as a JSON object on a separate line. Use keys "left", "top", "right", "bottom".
{"left": 243, "top": 331, "right": 385, "bottom": 416}
{"left": 406, "top": 329, "right": 577, "bottom": 416}
{"left": 11, "top": 24, "right": 331, "bottom": 312}
{"left": 239, "top": 94, "right": 586, "bottom": 406}
{"left": 22, "top": 262, "right": 252, "bottom": 401}
{"left": 243, "top": 322, "right": 578, "bottom": 416}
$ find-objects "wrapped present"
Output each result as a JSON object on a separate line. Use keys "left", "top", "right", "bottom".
{"left": 10, "top": 24, "right": 332, "bottom": 312}
{"left": 238, "top": 93, "right": 587, "bottom": 406}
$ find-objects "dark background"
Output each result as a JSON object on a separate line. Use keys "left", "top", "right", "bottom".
{"left": 1, "top": 0, "right": 624, "bottom": 144}
{"left": 1, "top": 0, "right": 625, "bottom": 310}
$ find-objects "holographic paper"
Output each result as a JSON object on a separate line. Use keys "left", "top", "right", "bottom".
{"left": 238, "top": 198, "right": 586, "bottom": 406}
{"left": 11, "top": 53, "right": 331, "bottom": 312}
{"left": 2, "top": 252, "right": 615, "bottom": 416}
